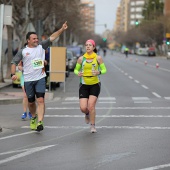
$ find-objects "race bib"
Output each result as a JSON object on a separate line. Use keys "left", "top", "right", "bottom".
{"left": 31, "top": 59, "right": 44, "bottom": 69}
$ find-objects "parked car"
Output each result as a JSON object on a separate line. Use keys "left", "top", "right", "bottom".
{"left": 65, "top": 55, "right": 70, "bottom": 77}
{"left": 66, "top": 50, "right": 77, "bottom": 71}
{"left": 167, "top": 49, "right": 170, "bottom": 59}
{"left": 147, "top": 47, "right": 156, "bottom": 56}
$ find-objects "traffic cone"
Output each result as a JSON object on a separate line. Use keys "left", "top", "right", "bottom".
{"left": 156, "top": 63, "right": 159, "bottom": 68}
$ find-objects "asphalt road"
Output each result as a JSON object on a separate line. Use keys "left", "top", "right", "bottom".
{"left": 0, "top": 51, "right": 170, "bottom": 170}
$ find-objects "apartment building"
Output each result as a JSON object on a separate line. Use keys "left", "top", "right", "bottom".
{"left": 120, "top": 0, "right": 129, "bottom": 32}
{"left": 127, "top": 0, "right": 145, "bottom": 30}
{"left": 80, "top": 0, "right": 95, "bottom": 33}
{"left": 113, "top": 5, "right": 121, "bottom": 32}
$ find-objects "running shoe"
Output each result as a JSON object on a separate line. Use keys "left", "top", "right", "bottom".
{"left": 30, "top": 117, "right": 37, "bottom": 130}
{"left": 36, "top": 121, "right": 44, "bottom": 132}
{"left": 21, "top": 112, "right": 27, "bottom": 119}
{"left": 85, "top": 113, "right": 90, "bottom": 124}
{"left": 28, "top": 112, "right": 32, "bottom": 119}
{"left": 90, "top": 124, "right": 97, "bottom": 133}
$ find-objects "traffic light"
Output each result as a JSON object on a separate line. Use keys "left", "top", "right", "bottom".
{"left": 103, "top": 38, "right": 107, "bottom": 42}
{"left": 166, "top": 37, "right": 170, "bottom": 45}
{"left": 135, "top": 19, "right": 139, "bottom": 26}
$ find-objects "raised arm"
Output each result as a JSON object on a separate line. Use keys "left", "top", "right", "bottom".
{"left": 50, "top": 21, "right": 68, "bottom": 42}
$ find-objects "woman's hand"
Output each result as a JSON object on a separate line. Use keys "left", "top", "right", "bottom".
{"left": 78, "top": 71, "right": 83, "bottom": 77}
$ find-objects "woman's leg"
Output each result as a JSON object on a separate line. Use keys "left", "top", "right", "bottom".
{"left": 87, "top": 95, "right": 98, "bottom": 125}
{"left": 22, "top": 86, "right": 28, "bottom": 113}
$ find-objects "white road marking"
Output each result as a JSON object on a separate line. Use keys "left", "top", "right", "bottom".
{"left": 21, "top": 126, "right": 170, "bottom": 130}
{"left": 132, "top": 97, "right": 152, "bottom": 103}
{"left": 65, "top": 97, "right": 79, "bottom": 100}
{"left": 141, "top": 85, "right": 149, "bottom": 89}
{"left": 129, "top": 76, "right": 133, "bottom": 79}
{"left": 165, "top": 97, "right": 170, "bottom": 100}
{"left": 0, "top": 131, "right": 35, "bottom": 141}
{"left": 98, "top": 97, "right": 116, "bottom": 100}
{"left": 62, "top": 102, "right": 79, "bottom": 104}
{"left": 135, "top": 80, "right": 140, "bottom": 83}
{"left": 47, "top": 107, "right": 170, "bottom": 110}
{"left": 152, "top": 92, "right": 162, "bottom": 98}
{"left": 98, "top": 101, "right": 116, "bottom": 103}
{"left": 138, "top": 163, "right": 170, "bottom": 170}
{"left": 0, "top": 145, "right": 55, "bottom": 165}
{"left": 44, "top": 115, "right": 170, "bottom": 118}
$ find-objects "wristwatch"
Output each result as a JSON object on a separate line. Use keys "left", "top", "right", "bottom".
{"left": 11, "top": 74, "right": 15, "bottom": 77}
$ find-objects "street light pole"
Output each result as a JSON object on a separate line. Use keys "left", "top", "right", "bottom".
{"left": 0, "top": 4, "right": 4, "bottom": 82}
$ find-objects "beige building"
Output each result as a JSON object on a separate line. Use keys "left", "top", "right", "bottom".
{"left": 80, "top": 0, "right": 95, "bottom": 33}
{"left": 120, "top": 0, "right": 129, "bottom": 32}
{"left": 113, "top": 5, "right": 121, "bottom": 32}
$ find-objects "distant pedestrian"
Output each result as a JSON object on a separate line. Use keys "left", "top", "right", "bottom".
{"left": 74, "top": 39, "right": 107, "bottom": 133}
{"left": 11, "top": 21, "right": 68, "bottom": 132}
{"left": 125, "top": 47, "right": 129, "bottom": 58}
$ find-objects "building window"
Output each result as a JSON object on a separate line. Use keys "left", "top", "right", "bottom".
{"left": 136, "top": 1, "right": 144, "bottom": 5}
{"left": 131, "top": 8, "right": 135, "bottom": 12}
{"left": 131, "top": 2, "right": 135, "bottom": 6}
{"left": 136, "top": 7, "right": 142, "bottom": 12}
{"left": 130, "top": 14, "right": 135, "bottom": 19}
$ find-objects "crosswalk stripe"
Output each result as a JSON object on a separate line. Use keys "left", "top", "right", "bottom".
{"left": 47, "top": 107, "right": 170, "bottom": 110}
{"left": 44, "top": 115, "right": 170, "bottom": 118}
{"left": 21, "top": 126, "right": 170, "bottom": 130}
{"left": 132, "top": 97, "right": 152, "bottom": 103}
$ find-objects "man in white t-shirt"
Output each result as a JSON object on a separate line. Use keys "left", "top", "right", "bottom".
{"left": 11, "top": 21, "right": 68, "bottom": 132}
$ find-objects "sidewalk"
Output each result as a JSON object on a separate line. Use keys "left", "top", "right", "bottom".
{"left": 0, "top": 79, "right": 54, "bottom": 132}
{"left": 0, "top": 79, "right": 54, "bottom": 105}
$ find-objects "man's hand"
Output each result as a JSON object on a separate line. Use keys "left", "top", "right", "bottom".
{"left": 11, "top": 75, "right": 18, "bottom": 81}
{"left": 62, "top": 21, "right": 68, "bottom": 30}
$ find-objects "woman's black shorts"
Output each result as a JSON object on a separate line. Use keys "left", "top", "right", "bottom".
{"left": 79, "top": 83, "right": 101, "bottom": 99}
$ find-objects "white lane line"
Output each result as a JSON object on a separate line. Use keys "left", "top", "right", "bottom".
{"left": 124, "top": 73, "right": 128, "bottom": 76}
{"left": 134, "top": 101, "right": 152, "bottom": 103}
{"left": 98, "top": 97, "right": 116, "bottom": 100}
{"left": 65, "top": 97, "right": 79, "bottom": 101}
{"left": 138, "top": 163, "right": 170, "bottom": 170}
{"left": 129, "top": 76, "right": 133, "bottom": 79}
{"left": 98, "top": 101, "right": 116, "bottom": 104}
{"left": 165, "top": 97, "right": 170, "bottom": 100}
{"left": 0, "top": 131, "right": 35, "bottom": 141}
{"left": 44, "top": 115, "right": 170, "bottom": 118}
{"left": 21, "top": 126, "right": 170, "bottom": 130}
{"left": 0, "top": 145, "right": 55, "bottom": 165}
{"left": 132, "top": 97, "right": 152, "bottom": 103}
{"left": 135, "top": 80, "right": 140, "bottom": 83}
{"left": 152, "top": 92, "right": 162, "bottom": 98}
{"left": 47, "top": 107, "right": 170, "bottom": 110}
{"left": 141, "top": 85, "right": 149, "bottom": 89}
{"left": 62, "top": 102, "right": 79, "bottom": 104}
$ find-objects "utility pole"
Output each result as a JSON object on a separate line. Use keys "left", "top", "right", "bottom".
{"left": 0, "top": 4, "right": 4, "bottom": 82}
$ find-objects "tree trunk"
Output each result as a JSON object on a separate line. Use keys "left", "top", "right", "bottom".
{"left": 5, "top": 25, "right": 13, "bottom": 79}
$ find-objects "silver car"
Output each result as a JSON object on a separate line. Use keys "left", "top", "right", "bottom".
{"left": 67, "top": 50, "right": 78, "bottom": 71}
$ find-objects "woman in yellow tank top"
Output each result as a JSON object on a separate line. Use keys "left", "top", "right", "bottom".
{"left": 74, "top": 39, "right": 107, "bottom": 133}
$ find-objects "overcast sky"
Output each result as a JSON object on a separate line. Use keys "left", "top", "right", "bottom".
{"left": 92, "top": 0, "right": 121, "bottom": 35}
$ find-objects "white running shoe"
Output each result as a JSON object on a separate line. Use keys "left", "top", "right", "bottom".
{"left": 90, "top": 124, "right": 97, "bottom": 133}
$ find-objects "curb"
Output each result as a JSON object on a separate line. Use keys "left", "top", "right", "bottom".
{"left": 0, "top": 98, "right": 23, "bottom": 105}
